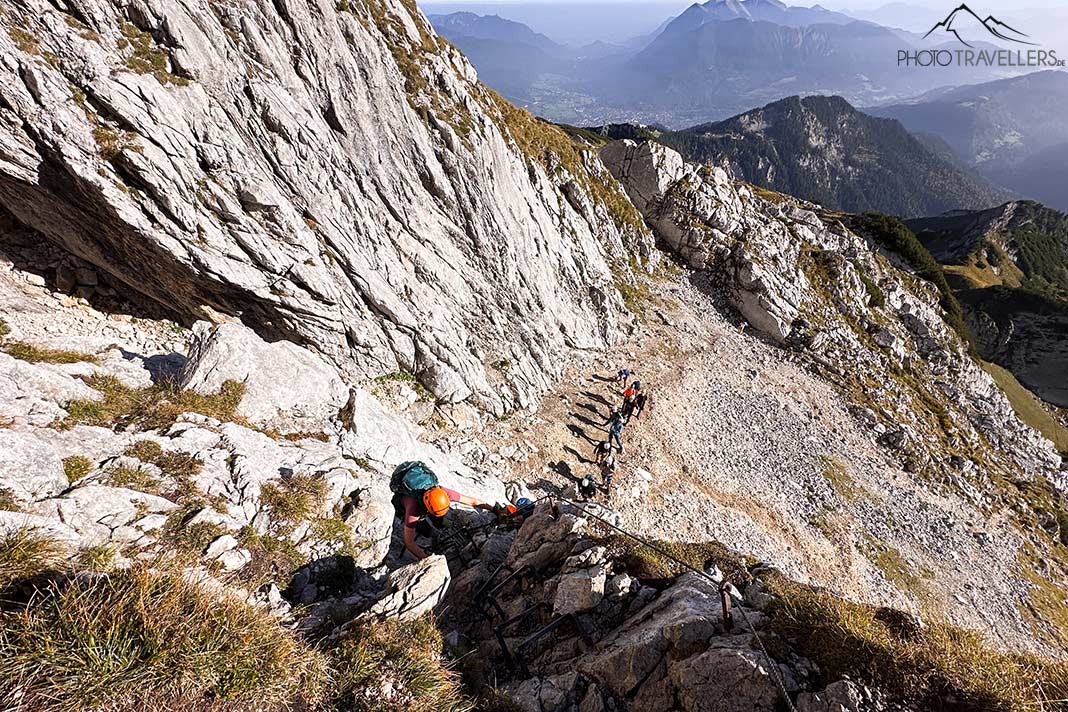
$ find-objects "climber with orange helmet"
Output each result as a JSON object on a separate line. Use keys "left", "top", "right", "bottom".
{"left": 390, "top": 461, "right": 494, "bottom": 560}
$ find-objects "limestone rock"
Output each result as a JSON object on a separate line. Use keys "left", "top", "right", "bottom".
{"left": 361, "top": 554, "right": 451, "bottom": 623}
{"left": 553, "top": 564, "right": 607, "bottom": 615}
{"left": 28, "top": 485, "right": 177, "bottom": 546}
{"left": 0, "top": 0, "right": 652, "bottom": 415}
{"left": 180, "top": 321, "right": 348, "bottom": 434}
{"left": 669, "top": 647, "right": 781, "bottom": 712}
{"left": 0, "top": 430, "right": 69, "bottom": 505}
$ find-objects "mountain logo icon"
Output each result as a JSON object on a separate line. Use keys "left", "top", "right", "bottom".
{"left": 923, "top": 4, "right": 1036, "bottom": 48}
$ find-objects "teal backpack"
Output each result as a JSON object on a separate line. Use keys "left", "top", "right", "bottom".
{"left": 390, "top": 461, "right": 439, "bottom": 498}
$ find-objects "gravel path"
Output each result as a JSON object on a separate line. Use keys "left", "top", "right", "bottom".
{"left": 471, "top": 275, "right": 1048, "bottom": 655}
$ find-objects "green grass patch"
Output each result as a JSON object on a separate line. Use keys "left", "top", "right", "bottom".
{"left": 3, "top": 341, "right": 98, "bottom": 365}
{"left": 62, "top": 455, "right": 93, "bottom": 484}
{"left": 105, "top": 463, "right": 162, "bottom": 495}
{"left": 60, "top": 375, "right": 246, "bottom": 432}
{"left": 982, "top": 361, "right": 1068, "bottom": 454}
{"left": 120, "top": 22, "right": 188, "bottom": 85}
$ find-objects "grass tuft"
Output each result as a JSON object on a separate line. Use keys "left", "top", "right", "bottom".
{"left": 105, "top": 463, "right": 162, "bottom": 494}
{"left": 0, "top": 559, "right": 327, "bottom": 710}
{"left": 62, "top": 455, "right": 93, "bottom": 484}
{"left": 599, "top": 535, "right": 749, "bottom": 584}
{"left": 60, "top": 375, "right": 245, "bottom": 432}
{"left": 0, "top": 486, "right": 20, "bottom": 512}
{"left": 3, "top": 341, "right": 98, "bottom": 365}
{"left": 0, "top": 530, "right": 65, "bottom": 592}
{"left": 325, "top": 615, "right": 471, "bottom": 712}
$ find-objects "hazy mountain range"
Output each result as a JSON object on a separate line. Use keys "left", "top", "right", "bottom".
{"left": 428, "top": 0, "right": 1021, "bottom": 127}
{"left": 868, "top": 71, "right": 1068, "bottom": 211}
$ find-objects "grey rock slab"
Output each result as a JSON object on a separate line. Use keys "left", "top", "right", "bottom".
{"left": 0, "top": 429, "right": 69, "bottom": 505}
{"left": 180, "top": 321, "right": 348, "bottom": 434}
{"left": 359, "top": 554, "right": 451, "bottom": 623}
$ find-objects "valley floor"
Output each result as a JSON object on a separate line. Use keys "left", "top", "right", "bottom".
{"left": 456, "top": 270, "right": 1051, "bottom": 656}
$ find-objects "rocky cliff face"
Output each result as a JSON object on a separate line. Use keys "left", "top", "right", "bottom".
{"left": 0, "top": 0, "right": 652, "bottom": 414}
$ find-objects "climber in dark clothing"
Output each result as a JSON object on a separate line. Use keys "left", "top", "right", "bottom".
{"left": 616, "top": 368, "right": 633, "bottom": 387}
{"left": 578, "top": 473, "right": 598, "bottom": 501}
{"left": 603, "top": 409, "right": 625, "bottom": 454}
{"left": 631, "top": 391, "right": 649, "bottom": 421}
{"left": 389, "top": 461, "right": 493, "bottom": 560}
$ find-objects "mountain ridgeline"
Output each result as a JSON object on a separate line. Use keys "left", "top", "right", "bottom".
{"left": 427, "top": 0, "right": 1013, "bottom": 127}
{"left": 619, "top": 95, "right": 1011, "bottom": 217}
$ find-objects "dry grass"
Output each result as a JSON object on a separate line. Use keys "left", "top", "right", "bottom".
{"left": 60, "top": 375, "right": 246, "bottom": 432}
{"left": 105, "top": 463, "right": 163, "bottom": 494}
{"left": 325, "top": 615, "right": 472, "bottom": 712}
{"left": 764, "top": 572, "right": 1068, "bottom": 711}
{"left": 0, "top": 560, "right": 327, "bottom": 710}
{"left": 62, "top": 455, "right": 93, "bottom": 484}
{"left": 259, "top": 475, "right": 328, "bottom": 525}
{"left": 3, "top": 341, "right": 98, "bottom": 365}
{"left": 0, "top": 487, "right": 19, "bottom": 512}
{"left": 599, "top": 535, "right": 750, "bottom": 584}
{"left": 819, "top": 455, "right": 864, "bottom": 502}
{"left": 1, "top": 532, "right": 474, "bottom": 711}
{"left": 982, "top": 361, "right": 1068, "bottom": 455}
{"left": 0, "top": 530, "right": 65, "bottom": 592}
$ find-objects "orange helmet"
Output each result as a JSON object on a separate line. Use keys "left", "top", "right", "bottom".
{"left": 423, "top": 487, "right": 451, "bottom": 518}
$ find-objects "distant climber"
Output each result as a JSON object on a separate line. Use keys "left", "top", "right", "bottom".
{"left": 621, "top": 381, "right": 641, "bottom": 422}
{"left": 578, "top": 474, "right": 598, "bottom": 501}
{"left": 630, "top": 389, "right": 649, "bottom": 422}
{"left": 597, "top": 444, "right": 617, "bottom": 494}
{"left": 390, "top": 461, "right": 493, "bottom": 560}
{"left": 602, "top": 409, "right": 625, "bottom": 454}
{"left": 616, "top": 367, "right": 634, "bottom": 387}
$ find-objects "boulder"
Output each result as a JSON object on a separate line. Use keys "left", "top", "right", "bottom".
{"left": 180, "top": 321, "right": 348, "bottom": 434}
{"left": 669, "top": 647, "right": 782, "bottom": 712}
{"left": 553, "top": 563, "right": 608, "bottom": 615}
{"left": 796, "top": 680, "right": 871, "bottom": 712}
{"left": 361, "top": 554, "right": 451, "bottom": 623}
{"left": 0, "top": 430, "right": 69, "bottom": 505}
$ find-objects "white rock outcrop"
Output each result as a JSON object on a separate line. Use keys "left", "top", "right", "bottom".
{"left": 180, "top": 321, "right": 348, "bottom": 434}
